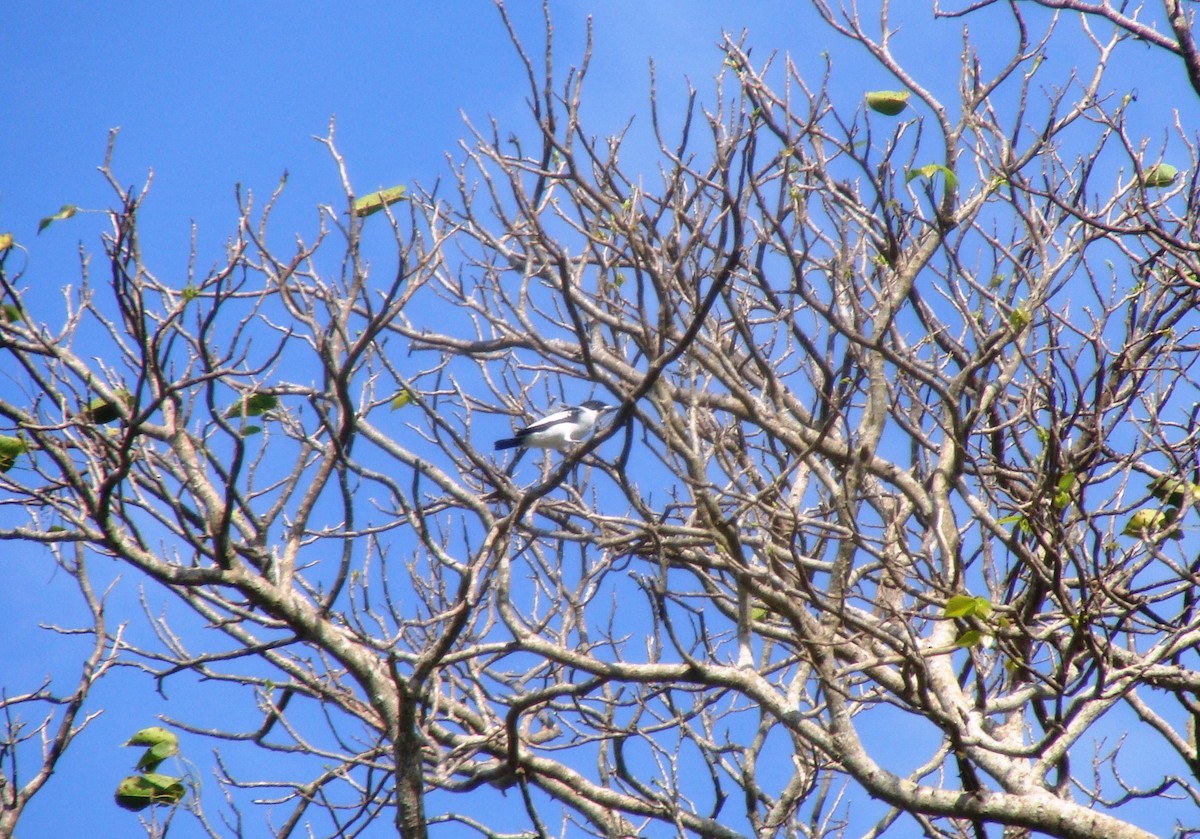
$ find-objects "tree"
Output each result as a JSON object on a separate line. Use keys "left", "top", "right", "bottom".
{"left": 2, "top": 2, "right": 1200, "bottom": 837}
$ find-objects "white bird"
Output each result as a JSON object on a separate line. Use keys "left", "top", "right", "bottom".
{"left": 494, "top": 400, "right": 612, "bottom": 453}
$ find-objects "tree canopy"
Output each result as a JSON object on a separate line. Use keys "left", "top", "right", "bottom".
{"left": 3, "top": 2, "right": 1200, "bottom": 838}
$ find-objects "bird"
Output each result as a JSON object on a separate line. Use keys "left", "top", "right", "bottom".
{"left": 494, "top": 399, "right": 613, "bottom": 453}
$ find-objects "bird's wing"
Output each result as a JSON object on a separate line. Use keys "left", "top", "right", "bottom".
{"left": 518, "top": 408, "right": 574, "bottom": 435}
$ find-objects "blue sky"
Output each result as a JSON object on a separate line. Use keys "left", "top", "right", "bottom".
{"left": 4, "top": 2, "right": 1198, "bottom": 837}
{"left": 7, "top": 4, "right": 821, "bottom": 259}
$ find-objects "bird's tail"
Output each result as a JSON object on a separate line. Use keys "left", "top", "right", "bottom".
{"left": 494, "top": 438, "right": 521, "bottom": 451}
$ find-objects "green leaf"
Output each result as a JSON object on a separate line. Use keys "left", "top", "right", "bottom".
{"left": 997, "top": 513, "right": 1031, "bottom": 534}
{"left": 945, "top": 595, "right": 976, "bottom": 618}
{"left": 1008, "top": 307, "right": 1030, "bottom": 331}
{"left": 113, "top": 774, "right": 185, "bottom": 811}
{"left": 1122, "top": 507, "right": 1177, "bottom": 539}
{"left": 181, "top": 284, "right": 199, "bottom": 304}
{"left": 390, "top": 390, "right": 413, "bottom": 410}
{"left": 954, "top": 629, "right": 985, "bottom": 649}
{"left": 352, "top": 185, "right": 407, "bottom": 218}
{"left": 750, "top": 605, "right": 769, "bottom": 622}
{"left": 1142, "top": 163, "right": 1178, "bottom": 188}
{"left": 0, "top": 435, "right": 28, "bottom": 472}
{"left": 141, "top": 772, "right": 185, "bottom": 797}
{"left": 0, "top": 232, "right": 12, "bottom": 253}
{"left": 1149, "top": 476, "right": 1199, "bottom": 507}
{"left": 945, "top": 594, "right": 991, "bottom": 620}
{"left": 865, "top": 90, "right": 909, "bottom": 115}
{"left": 958, "top": 629, "right": 994, "bottom": 649}
{"left": 2, "top": 304, "right": 23, "bottom": 323}
{"left": 1053, "top": 472, "right": 1076, "bottom": 509}
{"left": 37, "top": 204, "right": 78, "bottom": 234}
{"left": 124, "top": 726, "right": 178, "bottom": 750}
{"left": 905, "top": 163, "right": 958, "bottom": 189}
{"left": 225, "top": 392, "right": 279, "bottom": 419}
{"left": 78, "top": 389, "right": 132, "bottom": 425}
{"left": 136, "top": 740, "right": 179, "bottom": 772}
{"left": 114, "top": 776, "right": 155, "bottom": 812}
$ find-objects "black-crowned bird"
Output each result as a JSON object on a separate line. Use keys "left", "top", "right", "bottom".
{"left": 494, "top": 399, "right": 612, "bottom": 453}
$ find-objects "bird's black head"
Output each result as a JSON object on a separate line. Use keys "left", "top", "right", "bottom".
{"left": 580, "top": 399, "right": 611, "bottom": 412}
